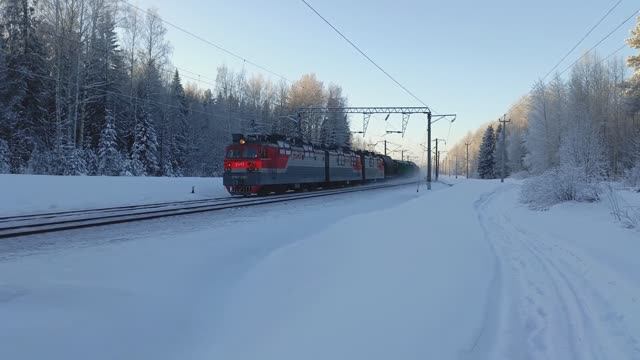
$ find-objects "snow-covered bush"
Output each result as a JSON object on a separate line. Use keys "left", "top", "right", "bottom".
{"left": 83, "top": 148, "right": 99, "bottom": 176}
{"left": 521, "top": 119, "right": 606, "bottom": 209}
{"left": 605, "top": 184, "right": 640, "bottom": 229}
{"left": 625, "top": 163, "right": 640, "bottom": 190}
{"left": 509, "top": 170, "right": 530, "bottom": 180}
{"left": 27, "top": 146, "right": 58, "bottom": 175}
{"left": 521, "top": 165, "right": 602, "bottom": 209}
{"left": 61, "top": 148, "right": 88, "bottom": 176}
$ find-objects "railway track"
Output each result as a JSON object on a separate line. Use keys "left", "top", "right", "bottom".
{"left": 0, "top": 180, "right": 420, "bottom": 239}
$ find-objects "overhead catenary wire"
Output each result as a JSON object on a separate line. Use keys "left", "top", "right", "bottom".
{"left": 23, "top": 27, "right": 223, "bottom": 90}
{"left": 599, "top": 43, "right": 628, "bottom": 64}
{"left": 299, "top": 0, "right": 433, "bottom": 112}
{"left": 0, "top": 60, "right": 254, "bottom": 124}
{"left": 119, "top": 0, "right": 291, "bottom": 83}
{"left": 542, "top": 0, "right": 623, "bottom": 80}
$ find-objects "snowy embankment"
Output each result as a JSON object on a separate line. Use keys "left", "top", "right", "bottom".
{"left": 0, "top": 179, "right": 639, "bottom": 359}
{"left": 210, "top": 179, "right": 640, "bottom": 359}
{"left": 210, "top": 180, "right": 498, "bottom": 359}
{"left": 0, "top": 174, "right": 225, "bottom": 216}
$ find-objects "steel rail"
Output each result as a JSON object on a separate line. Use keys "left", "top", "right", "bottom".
{"left": 0, "top": 180, "right": 420, "bottom": 239}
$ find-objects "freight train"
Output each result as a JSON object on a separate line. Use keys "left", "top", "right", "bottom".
{"left": 223, "top": 134, "right": 419, "bottom": 195}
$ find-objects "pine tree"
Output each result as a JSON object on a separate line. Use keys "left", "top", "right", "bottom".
{"left": 130, "top": 61, "right": 161, "bottom": 176}
{"left": 169, "top": 70, "right": 189, "bottom": 176}
{"left": 1, "top": 0, "right": 50, "bottom": 172}
{"left": 131, "top": 108, "right": 159, "bottom": 176}
{"left": 98, "top": 109, "right": 122, "bottom": 176}
{"left": 62, "top": 147, "right": 88, "bottom": 176}
{"left": 478, "top": 125, "right": 497, "bottom": 179}
{"left": 27, "top": 145, "right": 54, "bottom": 175}
{"left": 0, "top": 138, "right": 10, "bottom": 173}
{"left": 81, "top": 6, "right": 126, "bottom": 149}
{"left": 83, "top": 143, "right": 99, "bottom": 176}
{"left": 0, "top": 37, "right": 9, "bottom": 150}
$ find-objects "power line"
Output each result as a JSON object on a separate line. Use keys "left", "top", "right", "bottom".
{"left": 600, "top": 43, "right": 628, "bottom": 64}
{"left": 119, "top": 0, "right": 290, "bottom": 82}
{"left": 542, "top": 0, "right": 623, "bottom": 80}
{"left": 502, "top": 9, "right": 638, "bottom": 119}
{"left": 299, "top": 0, "right": 432, "bottom": 112}
{"left": 501, "top": 6, "right": 638, "bottom": 118}
{"left": 559, "top": 6, "right": 640, "bottom": 76}
{"left": 21, "top": 25, "right": 222, "bottom": 90}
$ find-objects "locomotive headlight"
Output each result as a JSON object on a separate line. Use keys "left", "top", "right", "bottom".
{"left": 239, "top": 139, "right": 246, "bottom": 145}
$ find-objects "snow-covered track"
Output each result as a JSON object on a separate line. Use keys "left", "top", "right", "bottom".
{"left": 0, "top": 180, "right": 418, "bottom": 239}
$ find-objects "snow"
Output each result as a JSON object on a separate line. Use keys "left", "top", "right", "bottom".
{"left": 0, "top": 174, "right": 226, "bottom": 216}
{"left": 0, "top": 178, "right": 639, "bottom": 360}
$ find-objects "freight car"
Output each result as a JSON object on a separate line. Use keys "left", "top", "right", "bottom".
{"left": 223, "top": 134, "right": 417, "bottom": 196}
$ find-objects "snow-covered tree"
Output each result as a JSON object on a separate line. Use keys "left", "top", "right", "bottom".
{"left": 0, "top": 138, "right": 10, "bottom": 173}
{"left": 320, "top": 84, "right": 349, "bottom": 148}
{"left": 131, "top": 109, "right": 159, "bottom": 176}
{"left": 478, "top": 125, "right": 496, "bottom": 179}
{"left": 626, "top": 15, "right": 640, "bottom": 115}
{"left": 98, "top": 109, "right": 122, "bottom": 176}
{"left": 168, "top": 70, "right": 189, "bottom": 176}
{"left": 62, "top": 147, "right": 88, "bottom": 176}
{"left": 82, "top": 143, "right": 99, "bottom": 176}
{"left": 81, "top": 5, "right": 126, "bottom": 149}
{"left": 289, "top": 74, "right": 325, "bottom": 141}
{"left": 1, "top": 0, "right": 49, "bottom": 172}
{"left": 524, "top": 78, "right": 566, "bottom": 174}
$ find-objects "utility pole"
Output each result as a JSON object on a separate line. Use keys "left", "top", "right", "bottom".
{"left": 384, "top": 140, "right": 387, "bottom": 156}
{"left": 427, "top": 112, "right": 432, "bottom": 190}
{"left": 455, "top": 155, "right": 458, "bottom": 179}
{"left": 432, "top": 139, "right": 446, "bottom": 181}
{"left": 498, "top": 115, "right": 511, "bottom": 183}
{"left": 401, "top": 149, "right": 405, "bottom": 161}
{"left": 437, "top": 152, "right": 441, "bottom": 181}
{"left": 434, "top": 140, "right": 438, "bottom": 181}
{"left": 465, "top": 142, "right": 471, "bottom": 179}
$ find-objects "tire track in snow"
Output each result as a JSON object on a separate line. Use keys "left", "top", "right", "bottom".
{"left": 474, "top": 185, "right": 580, "bottom": 359}
{"left": 475, "top": 184, "right": 640, "bottom": 360}
{"left": 462, "top": 189, "right": 506, "bottom": 360}
{"left": 511, "top": 218, "right": 640, "bottom": 359}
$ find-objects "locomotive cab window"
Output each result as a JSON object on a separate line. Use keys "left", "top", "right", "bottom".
{"left": 244, "top": 147, "right": 258, "bottom": 159}
{"left": 226, "top": 149, "right": 242, "bottom": 159}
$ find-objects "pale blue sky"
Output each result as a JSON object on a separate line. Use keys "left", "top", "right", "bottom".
{"left": 136, "top": 0, "right": 637, "bottom": 159}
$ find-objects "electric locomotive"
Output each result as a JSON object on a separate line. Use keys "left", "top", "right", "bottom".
{"left": 223, "top": 134, "right": 411, "bottom": 196}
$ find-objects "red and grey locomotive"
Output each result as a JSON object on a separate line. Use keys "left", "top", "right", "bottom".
{"left": 223, "top": 134, "right": 414, "bottom": 196}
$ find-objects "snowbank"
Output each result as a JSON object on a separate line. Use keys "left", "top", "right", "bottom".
{"left": 0, "top": 175, "right": 226, "bottom": 216}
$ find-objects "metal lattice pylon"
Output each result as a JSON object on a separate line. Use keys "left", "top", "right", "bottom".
{"left": 401, "top": 113, "right": 410, "bottom": 138}
{"left": 362, "top": 113, "right": 372, "bottom": 137}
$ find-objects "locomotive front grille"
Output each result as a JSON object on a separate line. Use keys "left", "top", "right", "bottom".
{"left": 229, "top": 185, "right": 259, "bottom": 194}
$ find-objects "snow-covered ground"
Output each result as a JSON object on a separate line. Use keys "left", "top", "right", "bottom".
{"left": 0, "top": 179, "right": 638, "bottom": 360}
{"left": 0, "top": 175, "right": 226, "bottom": 216}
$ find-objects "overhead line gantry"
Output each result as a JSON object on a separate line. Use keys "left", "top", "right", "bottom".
{"left": 295, "top": 107, "right": 456, "bottom": 190}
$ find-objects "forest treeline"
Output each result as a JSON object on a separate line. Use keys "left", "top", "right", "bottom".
{"left": 449, "top": 16, "right": 640, "bottom": 206}
{"left": 0, "top": 0, "right": 351, "bottom": 177}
